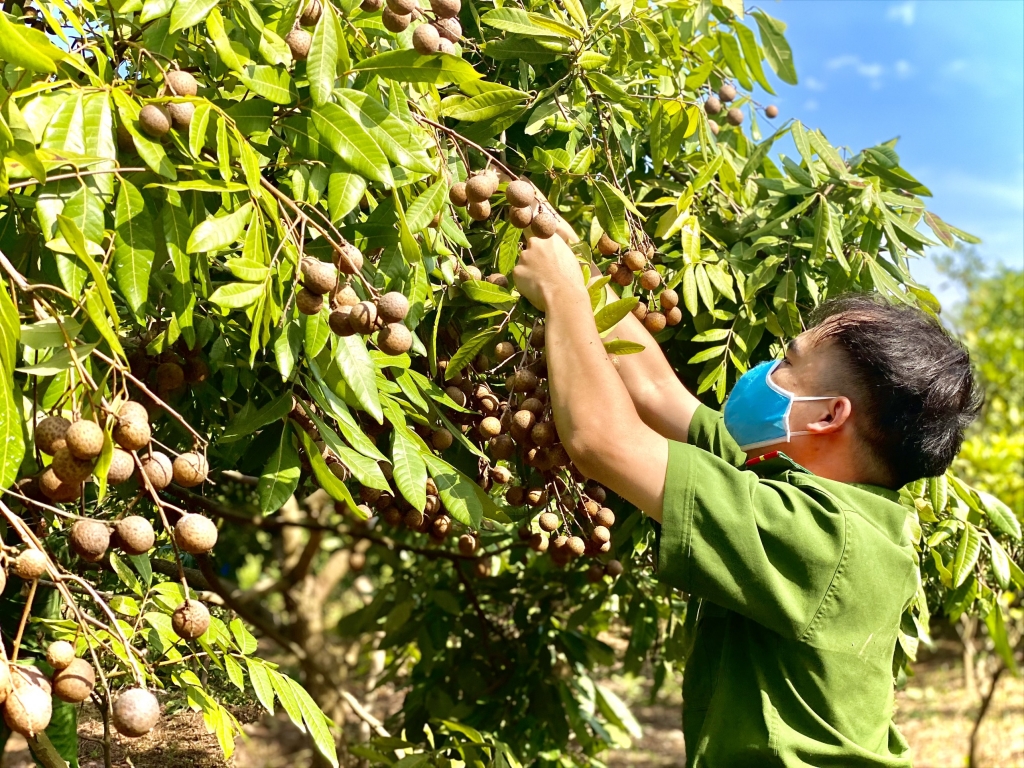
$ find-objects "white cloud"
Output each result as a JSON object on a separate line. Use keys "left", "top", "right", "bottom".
{"left": 804, "top": 99, "right": 819, "bottom": 112}
{"left": 944, "top": 59, "right": 968, "bottom": 74}
{"left": 887, "top": 1, "right": 916, "bottom": 26}
{"left": 826, "top": 55, "right": 887, "bottom": 88}
{"left": 895, "top": 60, "right": 914, "bottom": 78}
{"left": 806, "top": 76, "right": 826, "bottom": 92}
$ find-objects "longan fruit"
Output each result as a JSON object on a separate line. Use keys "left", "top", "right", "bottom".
{"left": 597, "top": 233, "right": 620, "bottom": 256}
{"left": 35, "top": 415, "right": 70, "bottom": 455}
{"left": 510, "top": 409, "right": 536, "bottom": 442}
{"left": 46, "top": 641, "right": 76, "bottom": 671}
{"left": 183, "top": 358, "right": 209, "bottom": 384}
{"left": 765, "top": 104, "right": 779, "bottom": 118}
{"left": 349, "top": 301, "right": 378, "bottom": 335}
{"left": 718, "top": 84, "right": 737, "bottom": 102}
{"left": 631, "top": 303, "right": 648, "bottom": 322}
{"left": 526, "top": 488, "right": 547, "bottom": 507}
{"left": 300, "top": 0, "right": 322, "bottom": 25}
{"left": 378, "top": 323, "right": 413, "bottom": 355}
{"left": 38, "top": 470, "right": 81, "bottom": 504}
{"left": 172, "top": 452, "right": 208, "bottom": 487}
{"left": 140, "top": 452, "right": 173, "bottom": 490}
{"left": 659, "top": 288, "right": 679, "bottom": 311}
{"left": 566, "top": 536, "right": 586, "bottom": 557}
{"left": 70, "top": 519, "right": 110, "bottom": 562}
{"left": 494, "top": 341, "right": 515, "bottom": 362}
{"left": 511, "top": 369, "right": 538, "bottom": 393}
{"left": 360, "top": 0, "right": 382, "bottom": 9}
{"left": 611, "top": 264, "right": 633, "bottom": 287}
{"left": 479, "top": 417, "right": 502, "bottom": 438}
{"left": 114, "top": 418, "right": 151, "bottom": 452}
{"left": 439, "top": 35, "right": 457, "bottom": 53}
{"left": 333, "top": 283, "right": 360, "bottom": 308}
{"left": 174, "top": 513, "right": 218, "bottom": 554}
{"left": 466, "top": 173, "right": 497, "bottom": 203}
{"left": 156, "top": 361, "right": 185, "bottom": 391}
{"left": 529, "top": 532, "right": 548, "bottom": 552}
{"left": 704, "top": 96, "right": 722, "bottom": 115}
{"left": 403, "top": 507, "right": 424, "bottom": 529}
{"left": 458, "top": 533, "right": 477, "bottom": 555}
{"left": 53, "top": 658, "right": 95, "bottom": 704}
{"left": 301, "top": 258, "right": 338, "bottom": 295}
{"left": 531, "top": 421, "right": 557, "bottom": 447}
{"left": 666, "top": 306, "right": 683, "bottom": 326}
{"left": 172, "top": 600, "right": 210, "bottom": 640}
{"left": 488, "top": 434, "right": 515, "bottom": 460}
{"left": 431, "top": 515, "right": 451, "bottom": 539}
{"left": 605, "top": 559, "right": 624, "bottom": 577}
{"left": 459, "top": 264, "right": 482, "bottom": 282}
{"left": 434, "top": 15, "right": 461, "bottom": 40}
{"left": 296, "top": 287, "right": 324, "bottom": 316}
{"left": 586, "top": 483, "right": 606, "bottom": 503}
{"left": 448, "top": 182, "right": 468, "bottom": 207}
{"left": 640, "top": 269, "right": 662, "bottom": 291}
{"left": 51, "top": 448, "right": 95, "bottom": 483}
{"left": 382, "top": 8, "right": 411, "bottom": 31}
{"left": 329, "top": 306, "right": 355, "bottom": 336}
{"left": 489, "top": 465, "right": 511, "bottom": 484}
{"left": 587, "top": 562, "right": 605, "bottom": 583}
{"left": 113, "top": 516, "right": 155, "bottom": 556}
{"left": 505, "top": 486, "right": 526, "bottom": 506}
{"left": 167, "top": 102, "right": 194, "bottom": 129}
{"left": 118, "top": 401, "right": 150, "bottom": 425}
{"left": 13, "top": 549, "right": 46, "bottom": 580}
{"left": 583, "top": 500, "right": 601, "bottom": 517}
{"left": 538, "top": 512, "right": 559, "bottom": 532}
{"left": 386, "top": 0, "right": 416, "bottom": 12}
{"left": 595, "top": 507, "right": 615, "bottom": 527}
{"left": 530, "top": 211, "right": 557, "bottom": 238}
{"left": 377, "top": 291, "right": 410, "bottom": 323}
{"left": 592, "top": 525, "right": 611, "bottom": 544}
{"left": 112, "top": 688, "right": 160, "bottom": 737}
{"left": 431, "top": 428, "right": 454, "bottom": 450}
{"left": 165, "top": 70, "right": 198, "bottom": 97}
{"left": 429, "top": 0, "right": 460, "bottom": 18}
{"left": 445, "top": 386, "right": 467, "bottom": 407}
{"left": 709, "top": 121, "right": 720, "bottom": 137}
{"left": 412, "top": 23, "right": 441, "bottom": 54}
{"left": 509, "top": 205, "right": 534, "bottom": 229}
{"left": 622, "top": 249, "right": 646, "bottom": 272}
{"left": 3, "top": 684, "right": 51, "bottom": 737}
{"left": 726, "top": 108, "right": 743, "bottom": 126}
{"left": 139, "top": 105, "right": 170, "bottom": 138}
{"left": 334, "top": 243, "right": 364, "bottom": 274}
{"left": 383, "top": 506, "right": 403, "bottom": 526}
{"left": 643, "top": 311, "right": 667, "bottom": 334}
{"left": 505, "top": 180, "right": 536, "bottom": 208}
{"left": 486, "top": 273, "right": 509, "bottom": 289}
{"left": 285, "top": 28, "right": 312, "bottom": 59}
{"left": 468, "top": 200, "right": 491, "bottom": 221}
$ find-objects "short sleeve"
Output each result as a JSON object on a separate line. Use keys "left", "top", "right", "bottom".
{"left": 687, "top": 403, "right": 746, "bottom": 467}
{"left": 657, "top": 440, "right": 847, "bottom": 639}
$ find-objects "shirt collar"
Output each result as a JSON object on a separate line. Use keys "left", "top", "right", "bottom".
{"left": 745, "top": 451, "right": 902, "bottom": 502}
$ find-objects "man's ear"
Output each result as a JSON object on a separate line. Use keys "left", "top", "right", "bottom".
{"left": 805, "top": 396, "right": 853, "bottom": 435}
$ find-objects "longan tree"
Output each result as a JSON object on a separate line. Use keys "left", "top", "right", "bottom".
{"left": 0, "top": 0, "right": 1020, "bottom": 764}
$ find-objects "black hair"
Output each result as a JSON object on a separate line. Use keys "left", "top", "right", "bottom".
{"left": 808, "top": 293, "right": 982, "bottom": 488}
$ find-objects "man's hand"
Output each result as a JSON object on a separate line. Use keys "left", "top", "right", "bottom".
{"left": 512, "top": 229, "right": 587, "bottom": 313}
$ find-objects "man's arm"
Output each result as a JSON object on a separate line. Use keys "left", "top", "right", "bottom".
{"left": 550, "top": 216, "right": 701, "bottom": 443}
{"left": 513, "top": 230, "right": 669, "bottom": 521}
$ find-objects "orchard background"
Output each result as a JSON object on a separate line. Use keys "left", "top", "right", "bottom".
{"left": 0, "top": 0, "right": 1020, "bottom": 764}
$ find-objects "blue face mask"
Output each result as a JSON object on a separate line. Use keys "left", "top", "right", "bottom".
{"left": 723, "top": 360, "right": 836, "bottom": 452}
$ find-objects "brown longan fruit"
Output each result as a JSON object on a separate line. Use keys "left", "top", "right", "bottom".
{"left": 431, "top": 428, "right": 454, "bottom": 451}
{"left": 494, "top": 341, "right": 515, "bottom": 362}
{"left": 726, "top": 108, "right": 743, "bottom": 126}
{"left": 430, "top": 0, "right": 460, "bottom": 17}
{"left": 174, "top": 513, "right": 218, "bottom": 554}
{"left": 437, "top": 36, "right": 455, "bottom": 54}
{"left": 13, "top": 549, "right": 46, "bottom": 580}
{"left": 46, "top": 641, "right": 76, "bottom": 671}
{"left": 172, "top": 600, "right": 210, "bottom": 640}
{"left": 643, "top": 311, "right": 667, "bottom": 334}
{"left": 301, "top": 258, "right": 338, "bottom": 295}
{"left": 505, "top": 486, "right": 526, "bottom": 506}
{"left": 118, "top": 401, "right": 150, "bottom": 425}
{"left": 519, "top": 397, "right": 543, "bottom": 415}
{"left": 114, "top": 418, "right": 151, "bottom": 452}
{"left": 527, "top": 488, "right": 547, "bottom": 507}
{"left": 107, "top": 450, "right": 137, "bottom": 487}
{"left": 765, "top": 104, "right": 779, "bottom": 118}
{"left": 333, "top": 283, "right": 360, "bottom": 308}
{"left": 70, "top": 519, "right": 110, "bottom": 563}
{"left": 597, "top": 233, "right": 620, "bottom": 256}
{"left": 631, "top": 303, "right": 648, "bottom": 322}
{"left": 382, "top": 8, "right": 411, "bottom": 32}
{"left": 35, "top": 415, "right": 70, "bottom": 455}
{"left": 586, "top": 483, "right": 606, "bottom": 503}
{"left": 458, "top": 533, "right": 477, "bottom": 555}
{"left": 386, "top": 0, "right": 416, "bottom": 12}
{"left": 329, "top": 307, "right": 355, "bottom": 336}
{"left": 361, "top": 0, "right": 383, "bottom": 9}
{"left": 113, "top": 688, "right": 160, "bottom": 737}
{"left": 530, "top": 211, "right": 557, "bottom": 238}
{"left": 468, "top": 200, "right": 491, "bottom": 221}
{"left": 640, "top": 269, "right": 662, "bottom": 291}
{"left": 296, "top": 287, "right": 324, "bottom": 316}
{"left": 704, "top": 96, "right": 722, "bottom": 115}
{"left": 511, "top": 369, "right": 538, "bottom": 393}
{"left": 300, "top": 0, "right": 322, "bottom": 25}
{"left": 566, "top": 536, "right": 586, "bottom": 557}
{"left": 38, "top": 469, "right": 81, "bottom": 503}
{"left": 52, "top": 448, "right": 95, "bottom": 483}
{"left": 509, "top": 205, "right": 534, "bottom": 229}
{"left": 430, "top": 515, "right": 451, "bottom": 539}
{"left": 510, "top": 409, "right": 535, "bottom": 442}
{"left": 505, "top": 180, "right": 536, "bottom": 208}
{"left": 140, "top": 452, "right": 173, "bottom": 490}
{"left": 659, "top": 288, "right": 679, "bottom": 311}
{"left": 113, "top": 516, "right": 155, "bottom": 555}
{"left": 587, "top": 562, "right": 606, "bottom": 583}
{"left": 718, "top": 84, "right": 737, "bottom": 102}
{"left": 479, "top": 417, "right": 502, "bottom": 439}
{"left": 459, "top": 264, "right": 482, "bottom": 282}
{"left": 3, "top": 684, "right": 51, "bottom": 737}
{"left": 172, "top": 452, "right": 208, "bottom": 487}
{"left": 489, "top": 434, "right": 515, "bottom": 460}
{"left": 592, "top": 525, "right": 611, "bottom": 544}
{"left": 529, "top": 532, "right": 548, "bottom": 552}
{"left": 666, "top": 306, "right": 683, "bottom": 326}
{"left": 285, "top": 28, "right": 312, "bottom": 59}
{"left": 156, "top": 361, "right": 185, "bottom": 391}
{"left": 139, "top": 105, "right": 170, "bottom": 138}
{"left": 434, "top": 16, "right": 461, "bottom": 41}
{"left": 611, "top": 264, "right": 633, "bottom": 287}
{"left": 466, "top": 174, "right": 497, "bottom": 203}
{"left": 709, "top": 121, "right": 720, "bottom": 137}
{"left": 165, "top": 70, "right": 197, "bottom": 97}
{"left": 531, "top": 421, "right": 557, "bottom": 447}
{"left": 412, "top": 23, "right": 440, "bottom": 54}
{"left": 404, "top": 507, "right": 425, "bottom": 530}
{"left": 622, "top": 249, "right": 645, "bottom": 272}
{"left": 448, "top": 182, "right": 468, "bottom": 207}
{"left": 349, "top": 301, "right": 377, "bottom": 335}
{"left": 167, "top": 102, "right": 194, "bottom": 129}
{"left": 445, "top": 385, "right": 467, "bottom": 407}
{"left": 334, "top": 243, "right": 364, "bottom": 274}
{"left": 378, "top": 323, "right": 412, "bottom": 355}
{"left": 538, "top": 512, "right": 559, "bottom": 532}
{"left": 605, "top": 559, "right": 624, "bottom": 577}
{"left": 12, "top": 666, "right": 50, "bottom": 695}
{"left": 595, "top": 507, "right": 615, "bottom": 527}
{"left": 583, "top": 500, "right": 601, "bottom": 517}
{"left": 53, "top": 658, "right": 95, "bottom": 704}
{"left": 489, "top": 465, "right": 511, "bottom": 484}
{"left": 377, "top": 292, "right": 410, "bottom": 323}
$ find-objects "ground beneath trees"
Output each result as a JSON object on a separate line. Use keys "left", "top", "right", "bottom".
{"left": 2, "top": 639, "right": 1021, "bottom": 767}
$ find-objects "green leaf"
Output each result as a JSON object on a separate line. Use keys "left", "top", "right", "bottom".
{"left": 335, "top": 88, "right": 433, "bottom": 174}
{"left": 297, "top": 424, "right": 359, "bottom": 510}
{"left": 246, "top": 659, "right": 275, "bottom": 714}
{"left": 988, "top": 534, "right": 1011, "bottom": 590}
{"left": 595, "top": 684, "right": 642, "bottom": 739}
{"left": 718, "top": 32, "right": 751, "bottom": 90}
{"left": 269, "top": 669, "right": 306, "bottom": 731}
{"left": 604, "top": 339, "right": 645, "bottom": 355}
{"left": 308, "top": 6, "right": 340, "bottom": 106}
{"left": 461, "top": 279, "right": 514, "bottom": 305}
{"left": 481, "top": 8, "right": 581, "bottom": 39}
{"left": 0, "top": 364, "right": 25, "bottom": 489}
{"left": 240, "top": 65, "right": 295, "bottom": 104}
{"left": 328, "top": 164, "right": 368, "bottom": 222}
{"left": 187, "top": 203, "right": 254, "bottom": 253}
{"left": 752, "top": 10, "right": 797, "bottom": 85}
{"left": 258, "top": 428, "right": 301, "bottom": 514}
{"left": 735, "top": 22, "right": 774, "bottom": 94}
{"left": 594, "top": 297, "right": 638, "bottom": 333}
{"left": 975, "top": 489, "right": 1021, "bottom": 540}
{"left": 55, "top": 215, "right": 120, "bottom": 326}
{"left": 334, "top": 334, "right": 383, "bottom": 422}
{"left": 391, "top": 428, "right": 427, "bottom": 512}
{"left": 312, "top": 103, "right": 393, "bottom": 187}
{"left": 810, "top": 198, "right": 829, "bottom": 263}
{"left": 352, "top": 50, "right": 483, "bottom": 85}
{"left": 170, "top": 0, "right": 218, "bottom": 31}
{"left": 288, "top": 677, "right": 339, "bottom": 767}
{"left": 405, "top": 179, "right": 448, "bottom": 232}
{"left": 951, "top": 524, "right": 981, "bottom": 588}
{"left": 423, "top": 453, "right": 495, "bottom": 528}
{"left": 442, "top": 87, "right": 529, "bottom": 122}
{"left": 0, "top": 13, "right": 64, "bottom": 72}
{"left": 113, "top": 179, "right": 156, "bottom": 318}
{"left": 593, "top": 180, "right": 629, "bottom": 245}
{"left": 209, "top": 282, "right": 264, "bottom": 310}
{"left": 446, "top": 329, "right": 497, "bottom": 379}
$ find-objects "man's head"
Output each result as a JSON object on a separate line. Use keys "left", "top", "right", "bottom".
{"left": 771, "top": 293, "right": 982, "bottom": 488}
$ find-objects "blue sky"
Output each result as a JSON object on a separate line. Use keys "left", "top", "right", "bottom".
{"left": 750, "top": 0, "right": 1024, "bottom": 307}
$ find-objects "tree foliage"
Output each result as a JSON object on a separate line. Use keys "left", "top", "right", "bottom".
{"left": 0, "top": 0, "right": 1020, "bottom": 764}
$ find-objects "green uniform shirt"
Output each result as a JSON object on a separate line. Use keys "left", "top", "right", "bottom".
{"left": 657, "top": 404, "right": 918, "bottom": 767}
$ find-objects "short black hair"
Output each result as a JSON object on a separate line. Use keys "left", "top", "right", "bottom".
{"left": 808, "top": 293, "right": 982, "bottom": 488}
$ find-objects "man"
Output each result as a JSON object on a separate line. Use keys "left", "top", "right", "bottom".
{"left": 512, "top": 225, "right": 981, "bottom": 767}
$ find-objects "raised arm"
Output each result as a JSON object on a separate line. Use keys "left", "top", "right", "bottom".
{"left": 549, "top": 216, "right": 701, "bottom": 443}
{"left": 513, "top": 230, "right": 669, "bottom": 521}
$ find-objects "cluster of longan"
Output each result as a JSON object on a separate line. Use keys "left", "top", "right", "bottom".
{"left": 703, "top": 83, "right": 779, "bottom": 136}
{"left": 448, "top": 172, "right": 559, "bottom": 239}
{"left": 135, "top": 69, "right": 198, "bottom": 142}
{"left": 360, "top": 0, "right": 461, "bottom": 51}
{"left": 595, "top": 234, "right": 682, "bottom": 335}
{"left": 283, "top": 0, "right": 325, "bottom": 61}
